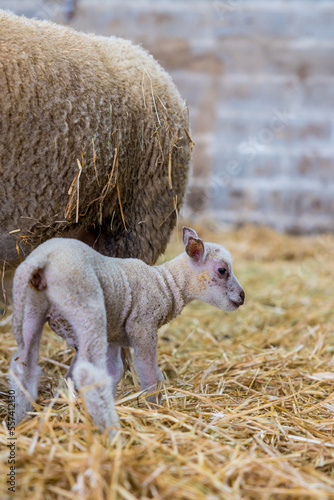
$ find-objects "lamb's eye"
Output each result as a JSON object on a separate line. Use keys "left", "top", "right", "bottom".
{"left": 218, "top": 268, "right": 226, "bottom": 276}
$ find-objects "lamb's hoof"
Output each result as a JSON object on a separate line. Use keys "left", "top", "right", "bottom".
{"left": 106, "top": 424, "right": 123, "bottom": 443}
{"left": 145, "top": 393, "right": 162, "bottom": 408}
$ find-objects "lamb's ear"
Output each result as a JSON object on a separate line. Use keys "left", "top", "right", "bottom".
{"left": 182, "top": 227, "right": 199, "bottom": 246}
{"left": 185, "top": 237, "right": 205, "bottom": 263}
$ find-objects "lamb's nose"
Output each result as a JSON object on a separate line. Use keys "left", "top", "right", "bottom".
{"left": 239, "top": 290, "right": 245, "bottom": 304}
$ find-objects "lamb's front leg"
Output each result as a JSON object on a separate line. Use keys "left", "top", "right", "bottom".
{"left": 132, "top": 330, "right": 164, "bottom": 405}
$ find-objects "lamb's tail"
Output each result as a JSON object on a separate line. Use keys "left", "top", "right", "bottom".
{"left": 12, "top": 255, "right": 48, "bottom": 348}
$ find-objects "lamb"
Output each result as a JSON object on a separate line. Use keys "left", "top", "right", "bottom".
{"left": 0, "top": 10, "right": 192, "bottom": 266}
{"left": 9, "top": 227, "right": 245, "bottom": 438}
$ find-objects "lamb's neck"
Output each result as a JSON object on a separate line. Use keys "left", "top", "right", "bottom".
{"left": 157, "top": 253, "right": 193, "bottom": 321}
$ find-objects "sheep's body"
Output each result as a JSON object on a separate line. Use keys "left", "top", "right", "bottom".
{"left": 10, "top": 228, "right": 245, "bottom": 438}
{"left": 0, "top": 10, "right": 191, "bottom": 264}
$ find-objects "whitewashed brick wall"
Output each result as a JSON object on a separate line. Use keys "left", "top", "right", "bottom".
{"left": 2, "top": 0, "right": 334, "bottom": 232}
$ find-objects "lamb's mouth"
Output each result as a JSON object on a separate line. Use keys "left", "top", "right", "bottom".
{"left": 229, "top": 299, "right": 241, "bottom": 308}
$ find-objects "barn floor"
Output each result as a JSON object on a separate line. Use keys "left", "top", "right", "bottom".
{"left": 1, "top": 222, "right": 334, "bottom": 500}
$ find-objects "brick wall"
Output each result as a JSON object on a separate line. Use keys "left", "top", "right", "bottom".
{"left": 2, "top": 0, "right": 334, "bottom": 232}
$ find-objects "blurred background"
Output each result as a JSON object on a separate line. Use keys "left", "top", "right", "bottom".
{"left": 1, "top": 0, "right": 333, "bottom": 234}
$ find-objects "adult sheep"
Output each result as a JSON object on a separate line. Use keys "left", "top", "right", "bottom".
{"left": 0, "top": 11, "right": 192, "bottom": 266}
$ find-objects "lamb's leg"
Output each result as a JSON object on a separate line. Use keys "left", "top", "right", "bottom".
{"left": 48, "top": 276, "right": 120, "bottom": 439}
{"left": 10, "top": 303, "right": 45, "bottom": 425}
{"left": 106, "top": 344, "right": 124, "bottom": 397}
{"left": 65, "top": 347, "right": 78, "bottom": 380}
{"left": 73, "top": 355, "right": 119, "bottom": 439}
{"left": 60, "top": 307, "right": 120, "bottom": 439}
{"left": 132, "top": 335, "right": 164, "bottom": 405}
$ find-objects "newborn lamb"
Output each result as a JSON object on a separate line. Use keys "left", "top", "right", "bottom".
{"left": 10, "top": 227, "right": 245, "bottom": 438}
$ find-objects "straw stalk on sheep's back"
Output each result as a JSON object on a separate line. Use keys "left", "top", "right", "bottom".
{"left": 0, "top": 11, "right": 192, "bottom": 264}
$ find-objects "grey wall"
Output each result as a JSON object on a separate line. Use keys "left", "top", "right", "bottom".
{"left": 2, "top": 0, "right": 334, "bottom": 232}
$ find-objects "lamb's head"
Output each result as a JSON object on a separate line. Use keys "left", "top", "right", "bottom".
{"left": 183, "top": 227, "right": 245, "bottom": 311}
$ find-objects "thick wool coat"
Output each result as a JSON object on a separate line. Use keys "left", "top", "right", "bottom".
{"left": 0, "top": 11, "right": 192, "bottom": 263}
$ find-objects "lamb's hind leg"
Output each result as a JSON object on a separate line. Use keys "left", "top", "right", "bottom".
{"left": 57, "top": 303, "right": 120, "bottom": 439}
{"left": 10, "top": 295, "right": 46, "bottom": 425}
{"left": 132, "top": 332, "right": 164, "bottom": 405}
{"left": 65, "top": 347, "right": 78, "bottom": 380}
{"left": 106, "top": 344, "right": 124, "bottom": 397}
{"left": 47, "top": 315, "right": 78, "bottom": 381}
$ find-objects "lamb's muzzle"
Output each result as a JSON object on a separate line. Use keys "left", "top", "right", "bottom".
{"left": 235, "top": 289, "right": 245, "bottom": 306}
{"left": 9, "top": 227, "right": 244, "bottom": 439}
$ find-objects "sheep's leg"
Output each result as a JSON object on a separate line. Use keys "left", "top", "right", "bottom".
{"left": 132, "top": 336, "right": 164, "bottom": 405}
{"left": 106, "top": 344, "right": 124, "bottom": 397}
{"left": 10, "top": 302, "right": 45, "bottom": 425}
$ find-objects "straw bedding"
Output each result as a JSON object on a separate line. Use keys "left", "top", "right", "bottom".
{"left": 1, "top": 223, "right": 334, "bottom": 499}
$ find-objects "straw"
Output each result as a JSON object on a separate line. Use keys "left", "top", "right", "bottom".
{"left": 1, "top": 222, "right": 334, "bottom": 499}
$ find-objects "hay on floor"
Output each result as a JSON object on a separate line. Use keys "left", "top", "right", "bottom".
{"left": 1, "top": 222, "right": 334, "bottom": 499}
